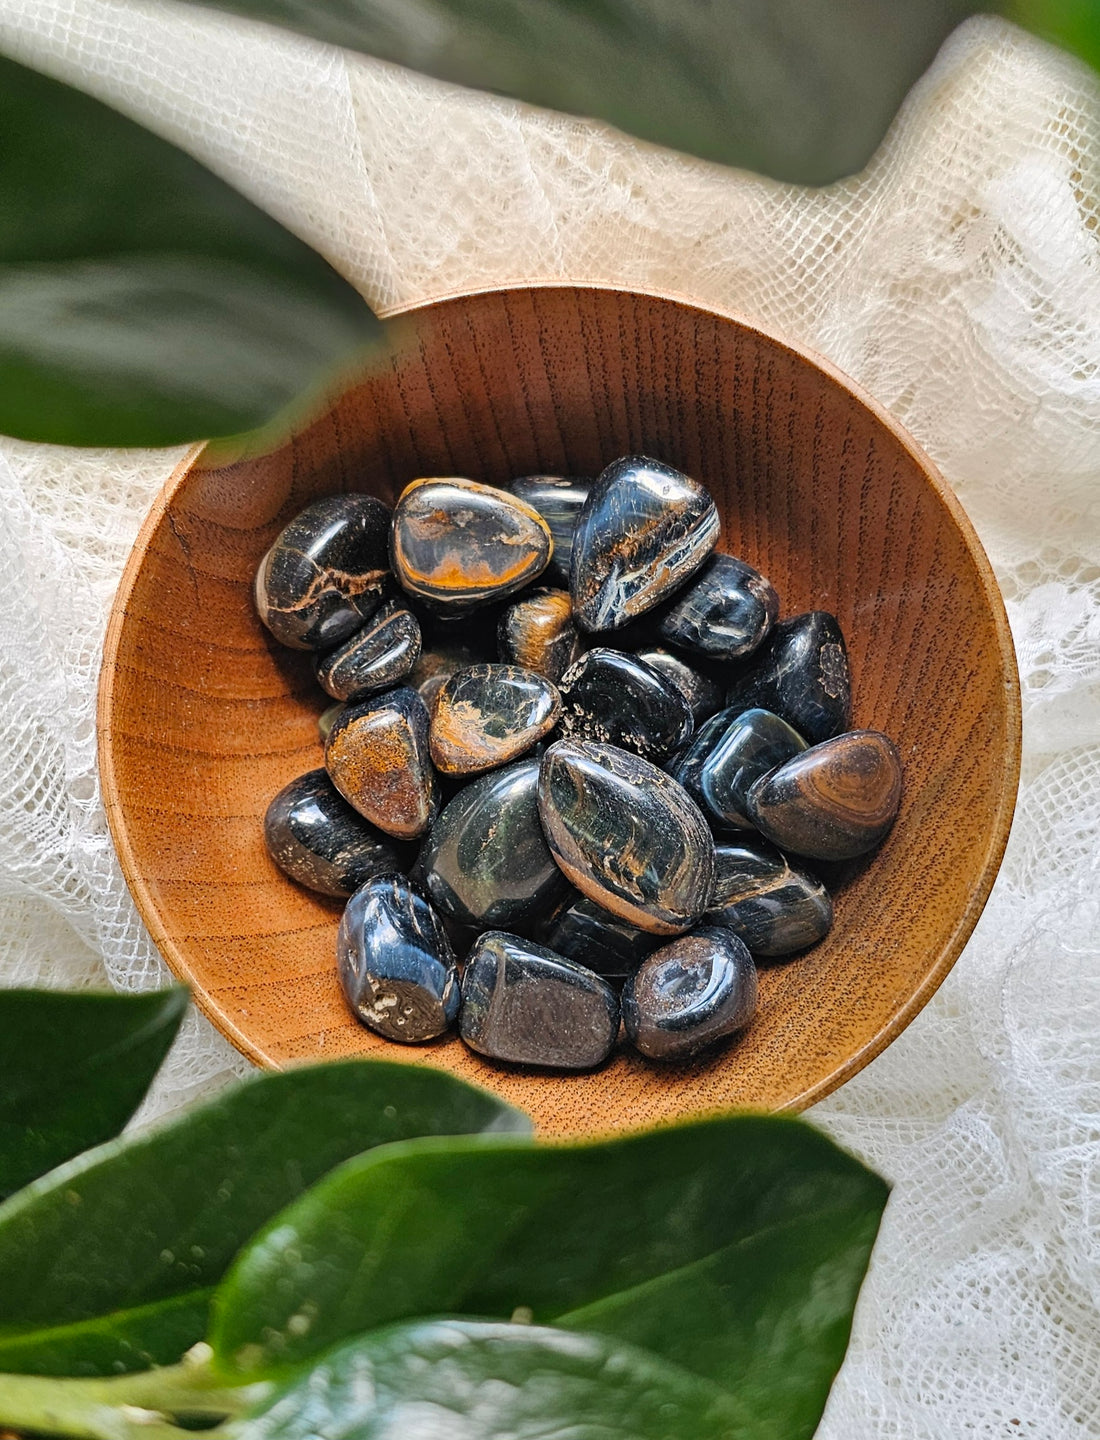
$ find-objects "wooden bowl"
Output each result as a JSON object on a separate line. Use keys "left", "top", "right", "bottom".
{"left": 98, "top": 284, "right": 1020, "bottom": 1136}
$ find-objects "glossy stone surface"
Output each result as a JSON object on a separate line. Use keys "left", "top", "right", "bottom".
{"left": 325, "top": 686, "right": 439, "bottom": 840}
{"left": 460, "top": 931, "right": 619, "bottom": 1070}
{"left": 391, "top": 477, "right": 551, "bottom": 612}
{"left": 558, "top": 648, "right": 693, "bottom": 761}
{"left": 747, "top": 730, "right": 903, "bottom": 861}
{"left": 724, "top": 611, "right": 851, "bottom": 745}
{"left": 263, "top": 769, "right": 404, "bottom": 898}
{"left": 622, "top": 927, "right": 757, "bottom": 1061}
{"left": 538, "top": 739, "right": 715, "bottom": 934}
{"left": 665, "top": 705, "right": 739, "bottom": 817}
{"left": 414, "top": 758, "right": 569, "bottom": 930}
{"left": 570, "top": 455, "right": 719, "bottom": 632}
{"left": 497, "top": 588, "right": 583, "bottom": 683}
{"left": 315, "top": 600, "right": 422, "bottom": 701}
{"left": 338, "top": 874, "right": 458, "bottom": 1041}
{"left": 318, "top": 701, "right": 345, "bottom": 743}
{"left": 634, "top": 647, "right": 724, "bottom": 725}
{"left": 407, "top": 637, "right": 484, "bottom": 713}
{"left": 508, "top": 475, "right": 591, "bottom": 587}
{"left": 430, "top": 664, "right": 561, "bottom": 775}
{"left": 705, "top": 838, "right": 833, "bottom": 956}
{"left": 254, "top": 494, "right": 391, "bottom": 650}
{"left": 698, "top": 707, "right": 808, "bottom": 829}
{"left": 656, "top": 553, "right": 778, "bottom": 661}
{"left": 542, "top": 892, "right": 661, "bottom": 982}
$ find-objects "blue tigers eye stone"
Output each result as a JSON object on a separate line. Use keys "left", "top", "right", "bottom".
{"left": 622, "top": 926, "right": 758, "bottom": 1061}
{"left": 704, "top": 838, "right": 832, "bottom": 957}
{"left": 633, "top": 647, "right": 724, "bottom": 725}
{"left": 315, "top": 600, "right": 422, "bottom": 701}
{"left": 508, "top": 476, "right": 591, "bottom": 588}
{"left": 656, "top": 552, "right": 779, "bottom": 661}
{"left": 325, "top": 686, "right": 439, "bottom": 841}
{"left": 724, "top": 611, "right": 851, "bottom": 745}
{"left": 541, "top": 892, "right": 661, "bottom": 984}
{"left": 698, "top": 707, "right": 807, "bottom": 829}
{"left": 430, "top": 663, "right": 561, "bottom": 775}
{"left": 557, "top": 647, "right": 693, "bottom": 761}
{"left": 264, "top": 768, "right": 406, "bottom": 899}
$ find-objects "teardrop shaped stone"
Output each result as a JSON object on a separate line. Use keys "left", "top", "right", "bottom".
{"left": 538, "top": 739, "right": 715, "bottom": 935}
{"left": 558, "top": 648, "right": 693, "bottom": 761}
{"left": 338, "top": 874, "right": 459, "bottom": 1041}
{"left": 698, "top": 708, "right": 808, "bottom": 829}
{"left": 325, "top": 686, "right": 439, "bottom": 840}
{"left": 705, "top": 838, "right": 833, "bottom": 956}
{"left": 460, "top": 931, "right": 619, "bottom": 1070}
{"left": 391, "top": 478, "right": 551, "bottom": 613}
{"left": 622, "top": 927, "right": 757, "bottom": 1061}
{"left": 264, "top": 769, "right": 404, "bottom": 898}
{"left": 509, "top": 476, "right": 591, "bottom": 587}
{"left": 656, "top": 553, "right": 779, "bottom": 661}
{"left": 542, "top": 892, "right": 661, "bottom": 983}
{"left": 570, "top": 456, "right": 720, "bottom": 632}
{"left": 634, "top": 647, "right": 724, "bottom": 725}
{"left": 254, "top": 494, "right": 391, "bottom": 650}
{"left": 315, "top": 600, "right": 422, "bottom": 701}
{"left": 497, "top": 588, "right": 583, "bottom": 683}
{"left": 724, "top": 611, "right": 851, "bottom": 745}
{"left": 430, "top": 664, "right": 561, "bottom": 775}
{"left": 414, "top": 758, "right": 569, "bottom": 931}
{"left": 746, "top": 730, "right": 903, "bottom": 860}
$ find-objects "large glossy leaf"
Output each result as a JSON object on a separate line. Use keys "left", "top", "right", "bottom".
{"left": 0, "top": 987, "right": 187, "bottom": 1201}
{"left": 0, "top": 52, "right": 381, "bottom": 446}
{"left": 0, "top": 1060, "right": 527, "bottom": 1376}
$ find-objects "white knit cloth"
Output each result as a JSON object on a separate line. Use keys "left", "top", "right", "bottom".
{"left": 0, "top": 3, "right": 1097, "bottom": 1433}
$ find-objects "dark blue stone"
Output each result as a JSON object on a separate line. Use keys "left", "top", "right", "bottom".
{"left": 656, "top": 553, "right": 778, "bottom": 661}
{"left": 558, "top": 647, "right": 693, "bottom": 761}
{"left": 622, "top": 927, "right": 758, "bottom": 1061}
{"left": 315, "top": 600, "right": 422, "bottom": 701}
{"left": 264, "top": 768, "right": 405, "bottom": 899}
{"left": 724, "top": 611, "right": 851, "bottom": 745}
{"left": 698, "top": 707, "right": 807, "bottom": 829}
{"left": 705, "top": 838, "right": 833, "bottom": 956}
{"left": 664, "top": 705, "right": 740, "bottom": 819}
{"left": 541, "top": 892, "right": 661, "bottom": 983}
{"left": 508, "top": 476, "right": 591, "bottom": 587}
{"left": 633, "top": 647, "right": 724, "bottom": 725}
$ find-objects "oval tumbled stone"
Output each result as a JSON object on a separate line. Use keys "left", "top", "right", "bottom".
{"left": 325, "top": 686, "right": 439, "bottom": 840}
{"left": 509, "top": 475, "right": 591, "bottom": 587}
{"left": 746, "top": 730, "right": 903, "bottom": 861}
{"left": 705, "top": 838, "right": 833, "bottom": 956}
{"left": 558, "top": 648, "right": 693, "bottom": 761}
{"left": 725, "top": 611, "right": 851, "bottom": 745}
{"left": 698, "top": 707, "right": 807, "bottom": 829}
{"left": 656, "top": 553, "right": 778, "bottom": 661}
{"left": 430, "top": 664, "right": 561, "bottom": 775}
{"left": 315, "top": 600, "right": 422, "bottom": 701}
{"left": 542, "top": 892, "right": 661, "bottom": 983}
{"left": 634, "top": 647, "right": 724, "bottom": 725}
{"left": 497, "top": 587, "right": 583, "bottom": 683}
{"left": 391, "top": 478, "right": 551, "bottom": 612}
{"left": 264, "top": 769, "right": 404, "bottom": 898}
{"left": 622, "top": 927, "right": 757, "bottom": 1061}
{"left": 538, "top": 739, "right": 715, "bottom": 935}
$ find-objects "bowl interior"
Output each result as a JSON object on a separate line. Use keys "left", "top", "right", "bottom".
{"left": 99, "top": 285, "right": 1020, "bottom": 1136}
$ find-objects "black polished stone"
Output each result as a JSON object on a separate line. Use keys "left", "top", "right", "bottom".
{"left": 538, "top": 739, "right": 715, "bottom": 934}
{"left": 508, "top": 476, "right": 591, "bottom": 587}
{"left": 263, "top": 768, "right": 405, "bottom": 898}
{"left": 705, "top": 838, "right": 833, "bottom": 956}
{"left": 430, "top": 663, "right": 561, "bottom": 775}
{"left": 413, "top": 758, "right": 569, "bottom": 931}
{"left": 254, "top": 493, "right": 391, "bottom": 650}
{"left": 460, "top": 931, "right": 619, "bottom": 1070}
{"left": 570, "top": 456, "right": 719, "bottom": 632}
{"left": 724, "top": 611, "right": 851, "bottom": 745}
{"left": 557, "top": 648, "right": 693, "bottom": 761}
{"left": 634, "top": 647, "right": 724, "bottom": 724}
{"left": 665, "top": 705, "right": 740, "bottom": 818}
{"left": 315, "top": 600, "right": 422, "bottom": 701}
{"left": 656, "top": 553, "right": 778, "bottom": 661}
{"left": 407, "top": 637, "right": 484, "bottom": 713}
{"left": 698, "top": 707, "right": 807, "bottom": 829}
{"left": 497, "top": 588, "right": 583, "bottom": 683}
{"left": 325, "top": 686, "right": 439, "bottom": 840}
{"left": 622, "top": 927, "right": 758, "bottom": 1061}
{"left": 338, "top": 873, "right": 459, "bottom": 1042}
{"left": 542, "top": 892, "right": 661, "bottom": 983}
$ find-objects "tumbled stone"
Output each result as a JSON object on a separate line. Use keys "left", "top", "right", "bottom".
{"left": 390, "top": 478, "right": 551, "bottom": 612}
{"left": 705, "top": 838, "right": 833, "bottom": 956}
{"left": 338, "top": 874, "right": 458, "bottom": 1041}
{"left": 263, "top": 769, "right": 404, "bottom": 898}
{"left": 622, "top": 927, "right": 757, "bottom": 1061}
{"left": 747, "top": 730, "right": 903, "bottom": 861}
{"left": 538, "top": 739, "right": 715, "bottom": 934}
{"left": 407, "top": 637, "right": 483, "bottom": 713}
{"left": 665, "top": 705, "right": 739, "bottom": 817}
{"left": 724, "top": 611, "right": 851, "bottom": 745}
{"left": 414, "top": 758, "right": 569, "bottom": 931}
{"left": 698, "top": 707, "right": 807, "bottom": 829}
{"left": 508, "top": 475, "right": 591, "bottom": 587}
{"left": 325, "top": 686, "right": 439, "bottom": 840}
{"left": 558, "top": 648, "right": 693, "bottom": 761}
{"left": 570, "top": 456, "right": 719, "bottom": 632}
{"left": 634, "top": 647, "right": 724, "bottom": 725}
{"left": 318, "top": 701, "right": 345, "bottom": 743}
{"left": 497, "top": 588, "right": 583, "bottom": 683}
{"left": 254, "top": 493, "right": 391, "bottom": 650}
{"left": 542, "top": 892, "right": 661, "bottom": 983}
{"left": 460, "top": 931, "right": 619, "bottom": 1070}
{"left": 315, "top": 600, "right": 422, "bottom": 701}
{"left": 430, "top": 664, "right": 561, "bottom": 775}
{"left": 656, "top": 553, "right": 778, "bottom": 661}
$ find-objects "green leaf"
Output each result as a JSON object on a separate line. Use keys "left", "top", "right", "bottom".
{"left": 0, "top": 987, "right": 187, "bottom": 1202}
{"left": 0, "top": 52, "right": 381, "bottom": 446}
{"left": 0, "top": 1060, "right": 527, "bottom": 1376}
{"left": 1009, "top": 0, "right": 1100, "bottom": 70}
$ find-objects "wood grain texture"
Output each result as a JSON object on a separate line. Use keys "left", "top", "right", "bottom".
{"left": 98, "top": 285, "right": 1021, "bottom": 1136}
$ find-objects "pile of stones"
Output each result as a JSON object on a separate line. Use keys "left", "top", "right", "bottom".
{"left": 257, "top": 456, "right": 902, "bottom": 1070}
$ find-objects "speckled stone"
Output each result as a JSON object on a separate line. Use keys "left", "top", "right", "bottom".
{"left": 542, "top": 892, "right": 661, "bottom": 983}
{"left": 656, "top": 553, "right": 779, "bottom": 661}
{"left": 724, "top": 611, "right": 851, "bottom": 745}
{"left": 538, "top": 738, "right": 715, "bottom": 934}
{"left": 263, "top": 769, "right": 404, "bottom": 898}
{"left": 338, "top": 874, "right": 458, "bottom": 1041}
{"left": 460, "top": 931, "right": 619, "bottom": 1070}
{"left": 325, "top": 686, "right": 439, "bottom": 840}
{"left": 497, "top": 588, "right": 584, "bottom": 683}
{"left": 557, "top": 647, "right": 693, "bottom": 761}
{"left": 633, "top": 647, "right": 724, "bottom": 725}
{"left": 508, "top": 475, "right": 591, "bottom": 587}
{"left": 390, "top": 478, "right": 551, "bottom": 612}
{"left": 254, "top": 494, "right": 391, "bottom": 650}
{"left": 315, "top": 600, "right": 422, "bottom": 701}
{"left": 698, "top": 707, "right": 808, "bottom": 829}
{"left": 430, "top": 664, "right": 561, "bottom": 775}
{"left": 622, "top": 927, "right": 758, "bottom": 1061}
{"left": 705, "top": 838, "right": 833, "bottom": 956}
{"left": 570, "top": 456, "right": 720, "bottom": 632}
{"left": 747, "top": 730, "right": 903, "bottom": 861}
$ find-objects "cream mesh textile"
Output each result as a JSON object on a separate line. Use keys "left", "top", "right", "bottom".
{"left": 0, "top": 2, "right": 1097, "bottom": 1433}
